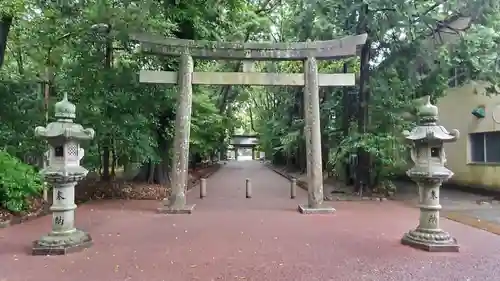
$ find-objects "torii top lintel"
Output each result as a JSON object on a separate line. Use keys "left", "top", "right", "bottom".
{"left": 129, "top": 33, "right": 368, "bottom": 61}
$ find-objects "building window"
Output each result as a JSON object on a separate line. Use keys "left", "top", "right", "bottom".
{"left": 469, "top": 132, "right": 500, "bottom": 163}
{"left": 448, "top": 67, "right": 469, "bottom": 88}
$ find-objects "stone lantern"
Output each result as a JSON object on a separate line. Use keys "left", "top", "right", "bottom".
{"left": 32, "top": 93, "right": 95, "bottom": 256}
{"left": 401, "top": 95, "right": 460, "bottom": 252}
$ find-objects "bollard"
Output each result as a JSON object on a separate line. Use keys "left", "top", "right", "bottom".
{"left": 290, "top": 178, "right": 297, "bottom": 199}
{"left": 42, "top": 182, "right": 48, "bottom": 202}
{"left": 246, "top": 178, "right": 252, "bottom": 198}
{"left": 200, "top": 178, "right": 207, "bottom": 199}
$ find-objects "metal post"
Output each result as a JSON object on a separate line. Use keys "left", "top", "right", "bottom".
{"left": 200, "top": 178, "right": 207, "bottom": 199}
{"left": 290, "top": 178, "right": 297, "bottom": 199}
{"left": 246, "top": 178, "right": 252, "bottom": 198}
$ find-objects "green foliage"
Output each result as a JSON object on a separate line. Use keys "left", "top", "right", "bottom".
{"left": 453, "top": 8, "right": 500, "bottom": 94}
{"left": 330, "top": 130, "right": 410, "bottom": 180}
{"left": 249, "top": 0, "right": 500, "bottom": 190}
{"left": 0, "top": 0, "right": 25, "bottom": 17}
{"left": 190, "top": 86, "right": 228, "bottom": 155}
{"left": 0, "top": 80, "right": 45, "bottom": 160}
{"left": 0, "top": 150, "right": 42, "bottom": 212}
{"left": 1, "top": 0, "right": 275, "bottom": 185}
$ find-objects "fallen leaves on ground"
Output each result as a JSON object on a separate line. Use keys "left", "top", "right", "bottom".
{"left": 0, "top": 208, "right": 11, "bottom": 222}
{"left": 75, "top": 164, "right": 220, "bottom": 202}
{"left": 1, "top": 164, "right": 220, "bottom": 225}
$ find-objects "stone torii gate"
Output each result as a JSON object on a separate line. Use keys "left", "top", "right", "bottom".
{"left": 131, "top": 33, "right": 367, "bottom": 214}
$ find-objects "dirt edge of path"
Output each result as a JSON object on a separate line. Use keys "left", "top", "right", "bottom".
{"left": 0, "top": 163, "right": 222, "bottom": 229}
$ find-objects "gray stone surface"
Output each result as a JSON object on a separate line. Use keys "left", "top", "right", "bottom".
{"left": 0, "top": 220, "right": 10, "bottom": 228}
{"left": 303, "top": 56, "right": 326, "bottom": 209}
{"left": 401, "top": 96, "right": 460, "bottom": 252}
{"left": 166, "top": 54, "right": 194, "bottom": 213}
{"left": 140, "top": 70, "right": 355, "bottom": 86}
{"left": 131, "top": 33, "right": 368, "bottom": 60}
{"left": 393, "top": 180, "right": 492, "bottom": 209}
{"left": 32, "top": 229, "right": 93, "bottom": 256}
{"left": 401, "top": 233, "right": 459, "bottom": 252}
{"left": 32, "top": 93, "right": 95, "bottom": 256}
{"left": 459, "top": 208, "right": 500, "bottom": 223}
{"left": 298, "top": 204, "right": 335, "bottom": 214}
{"left": 157, "top": 204, "right": 196, "bottom": 215}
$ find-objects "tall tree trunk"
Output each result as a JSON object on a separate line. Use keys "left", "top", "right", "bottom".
{"left": 111, "top": 141, "right": 117, "bottom": 178}
{"left": 136, "top": 1, "right": 198, "bottom": 184}
{"left": 341, "top": 63, "right": 351, "bottom": 183}
{"left": 101, "top": 144, "right": 111, "bottom": 180}
{"left": 133, "top": 6, "right": 194, "bottom": 185}
{"left": 134, "top": 109, "right": 173, "bottom": 185}
{"left": 342, "top": 63, "right": 358, "bottom": 185}
{"left": 355, "top": 3, "right": 372, "bottom": 194}
{"left": 101, "top": 26, "right": 113, "bottom": 181}
{"left": 341, "top": 0, "right": 359, "bottom": 186}
{"left": 133, "top": 142, "right": 169, "bottom": 184}
{"left": 0, "top": 15, "right": 13, "bottom": 69}
{"left": 293, "top": 87, "right": 306, "bottom": 173}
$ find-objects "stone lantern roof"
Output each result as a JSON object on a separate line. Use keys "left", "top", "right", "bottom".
{"left": 34, "top": 93, "right": 95, "bottom": 141}
{"left": 417, "top": 96, "right": 439, "bottom": 124}
{"left": 54, "top": 93, "right": 76, "bottom": 119}
{"left": 403, "top": 96, "right": 459, "bottom": 143}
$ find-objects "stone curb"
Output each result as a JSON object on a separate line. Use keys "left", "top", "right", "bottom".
{"left": 0, "top": 220, "right": 11, "bottom": 228}
{"left": 0, "top": 203, "right": 51, "bottom": 230}
{"left": 266, "top": 164, "right": 309, "bottom": 191}
{"left": 186, "top": 163, "right": 222, "bottom": 194}
{"left": 443, "top": 211, "right": 500, "bottom": 236}
{"left": 266, "top": 164, "right": 388, "bottom": 202}
{"left": 268, "top": 165, "right": 500, "bottom": 235}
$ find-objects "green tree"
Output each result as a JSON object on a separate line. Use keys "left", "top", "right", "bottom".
{"left": 0, "top": 0, "right": 277, "bottom": 187}
{"left": 249, "top": 0, "right": 500, "bottom": 193}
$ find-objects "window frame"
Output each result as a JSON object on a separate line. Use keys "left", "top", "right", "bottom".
{"left": 448, "top": 67, "right": 469, "bottom": 88}
{"left": 468, "top": 131, "right": 500, "bottom": 165}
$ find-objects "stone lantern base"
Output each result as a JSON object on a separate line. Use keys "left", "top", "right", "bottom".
{"left": 401, "top": 228, "right": 459, "bottom": 252}
{"left": 32, "top": 229, "right": 93, "bottom": 256}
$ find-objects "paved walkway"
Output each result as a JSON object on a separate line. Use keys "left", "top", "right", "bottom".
{"left": 2, "top": 161, "right": 500, "bottom": 281}
{"left": 284, "top": 166, "right": 500, "bottom": 234}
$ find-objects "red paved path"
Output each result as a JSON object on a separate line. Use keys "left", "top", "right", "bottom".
{"left": 2, "top": 161, "right": 500, "bottom": 281}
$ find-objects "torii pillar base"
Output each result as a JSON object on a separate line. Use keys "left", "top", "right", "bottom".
{"left": 298, "top": 204, "right": 335, "bottom": 214}
{"left": 157, "top": 204, "right": 196, "bottom": 215}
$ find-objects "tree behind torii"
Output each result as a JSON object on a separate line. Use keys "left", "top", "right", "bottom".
{"left": 0, "top": 15, "right": 13, "bottom": 69}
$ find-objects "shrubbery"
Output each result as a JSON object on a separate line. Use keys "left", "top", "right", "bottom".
{"left": 0, "top": 150, "right": 43, "bottom": 212}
